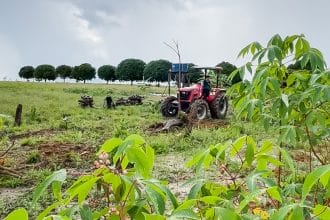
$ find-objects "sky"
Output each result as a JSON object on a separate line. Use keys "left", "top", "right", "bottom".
{"left": 0, "top": 0, "right": 329, "bottom": 80}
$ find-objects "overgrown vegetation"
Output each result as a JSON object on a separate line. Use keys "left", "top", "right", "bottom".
{"left": 1, "top": 34, "right": 329, "bottom": 219}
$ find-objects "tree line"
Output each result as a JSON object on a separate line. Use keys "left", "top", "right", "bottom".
{"left": 18, "top": 58, "right": 239, "bottom": 85}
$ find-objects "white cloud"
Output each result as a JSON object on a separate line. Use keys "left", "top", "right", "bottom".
{"left": 0, "top": 0, "right": 329, "bottom": 80}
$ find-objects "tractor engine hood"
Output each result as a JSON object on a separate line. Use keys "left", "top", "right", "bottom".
{"left": 178, "top": 83, "right": 201, "bottom": 92}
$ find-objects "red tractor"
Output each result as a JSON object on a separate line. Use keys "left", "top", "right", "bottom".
{"left": 160, "top": 66, "right": 228, "bottom": 120}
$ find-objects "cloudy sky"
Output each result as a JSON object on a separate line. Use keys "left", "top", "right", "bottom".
{"left": 0, "top": 0, "right": 329, "bottom": 80}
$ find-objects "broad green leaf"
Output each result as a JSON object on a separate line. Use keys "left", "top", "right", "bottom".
{"left": 313, "top": 205, "right": 330, "bottom": 220}
{"left": 289, "top": 205, "right": 304, "bottom": 220}
{"left": 186, "top": 148, "right": 210, "bottom": 173}
{"left": 79, "top": 204, "right": 93, "bottom": 220}
{"left": 200, "top": 196, "right": 223, "bottom": 205}
{"left": 301, "top": 164, "right": 330, "bottom": 203}
{"left": 230, "top": 136, "right": 246, "bottom": 157}
{"left": 36, "top": 203, "right": 60, "bottom": 220}
{"left": 67, "top": 176, "right": 100, "bottom": 204}
{"left": 257, "top": 140, "right": 273, "bottom": 155}
{"left": 206, "top": 207, "right": 241, "bottom": 220}
{"left": 146, "top": 180, "right": 179, "bottom": 209}
{"left": 268, "top": 77, "right": 281, "bottom": 96}
{"left": 52, "top": 181, "right": 62, "bottom": 202}
{"left": 143, "top": 213, "right": 166, "bottom": 220}
{"left": 267, "top": 45, "right": 282, "bottom": 62}
{"left": 145, "top": 187, "right": 165, "bottom": 215}
{"left": 188, "top": 181, "right": 204, "bottom": 199}
{"left": 267, "top": 186, "right": 282, "bottom": 203}
{"left": 97, "top": 138, "right": 123, "bottom": 154}
{"left": 126, "top": 146, "right": 152, "bottom": 178}
{"left": 32, "top": 169, "right": 67, "bottom": 206}
{"left": 4, "top": 208, "right": 28, "bottom": 220}
{"left": 238, "top": 188, "right": 267, "bottom": 212}
{"left": 277, "top": 147, "right": 295, "bottom": 175}
{"left": 169, "top": 209, "right": 199, "bottom": 220}
{"left": 270, "top": 204, "right": 295, "bottom": 220}
{"left": 246, "top": 170, "right": 270, "bottom": 191}
{"left": 281, "top": 94, "right": 289, "bottom": 108}
{"left": 124, "top": 134, "right": 145, "bottom": 146}
{"left": 245, "top": 136, "right": 256, "bottom": 166}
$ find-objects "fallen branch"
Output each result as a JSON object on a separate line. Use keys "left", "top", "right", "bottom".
{"left": 0, "top": 165, "right": 21, "bottom": 178}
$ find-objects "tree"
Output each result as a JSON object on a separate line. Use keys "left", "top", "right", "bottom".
{"left": 97, "top": 65, "right": 116, "bottom": 84}
{"left": 56, "top": 65, "right": 72, "bottom": 83}
{"left": 71, "top": 63, "right": 96, "bottom": 84}
{"left": 216, "top": 61, "right": 239, "bottom": 86}
{"left": 116, "top": 59, "right": 145, "bottom": 85}
{"left": 186, "top": 63, "right": 203, "bottom": 83}
{"left": 18, "top": 66, "right": 34, "bottom": 81}
{"left": 34, "top": 64, "right": 57, "bottom": 82}
{"left": 143, "top": 59, "right": 171, "bottom": 82}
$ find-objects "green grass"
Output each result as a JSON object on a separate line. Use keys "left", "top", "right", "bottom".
{"left": 0, "top": 81, "right": 275, "bottom": 217}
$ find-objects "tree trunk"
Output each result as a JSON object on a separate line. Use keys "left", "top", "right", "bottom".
{"left": 14, "top": 104, "right": 22, "bottom": 127}
{"left": 84, "top": 80, "right": 86, "bottom": 84}
{"left": 131, "top": 80, "right": 133, "bottom": 86}
{"left": 107, "top": 80, "right": 109, "bottom": 84}
{"left": 64, "top": 78, "right": 66, "bottom": 83}
{"left": 44, "top": 79, "right": 46, "bottom": 83}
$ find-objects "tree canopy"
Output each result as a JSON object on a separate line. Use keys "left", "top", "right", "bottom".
{"left": 187, "top": 63, "right": 204, "bottom": 83}
{"left": 18, "top": 66, "right": 34, "bottom": 81}
{"left": 216, "top": 61, "right": 239, "bottom": 86}
{"left": 143, "top": 59, "right": 171, "bottom": 82}
{"left": 56, "top": 65, "right": 72, "bottom": 82}
{"left": 34, "top": 64, "right": 56, "bottom": 82}
{"left": 116, "top": 58, "right": 145, "bottom": 84}
{"left": 97, "top": 65, "right": 116, "bottom": 84}
{"left": 71, "top": 63, "right": 96, "bottom": 83}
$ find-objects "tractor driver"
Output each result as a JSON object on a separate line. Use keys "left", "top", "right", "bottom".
{"left": 202, "top": 75, "right": 211, "bottom": 98}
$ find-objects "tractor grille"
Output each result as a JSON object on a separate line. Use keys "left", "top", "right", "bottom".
{"left": 181, "top": 102, "right": 190, "bottom": 112}
{"left": 180, "top": 91, "right": 190, "bottom": 100}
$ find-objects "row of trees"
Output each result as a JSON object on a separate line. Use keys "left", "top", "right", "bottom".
{"left": 18, "top": 59, "right": 239, "bottom": 85}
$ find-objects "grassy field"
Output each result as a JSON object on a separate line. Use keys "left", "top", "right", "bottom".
{"left": 0, "top": 81, "right": 273, "bottom": 216}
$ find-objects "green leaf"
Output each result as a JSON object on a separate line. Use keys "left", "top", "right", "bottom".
{"left": 186, "top": 148, "right": 211, "bottom": 173}
{"left": 206, "top": 207, "right": 241, "bottom": 220}
{"left": 246, "top": 170, "right": 270, "bottom": 191}
{"left": 36, "top": 203, "right": 60, "bottom": 220}
{"left": 125, "top": 134, "right": 145, "bottom": 146}
{"left": 281, "top": 94, "right": 289, "bottom": 108}
{"left": 245, "top": 136, "right": 256, "bottom": 166}
{"left": 79, "top": 204, "right": 93, "bottom": 220}
{"left": 267, "top": 186, "right": 282, "bottom": 203}
{"left": 4, "top": 208, "right": 28, "bottom": 220}
{"left": 313, "top": 205, "right": 330, "bottom": 220}
{"left": 238, "top": 188, "right": 267, "bottom": 212}
{"left": 278, "top": 147, "right": 295, "bottom": 175}
{"left": 301, "top": 164, "right": 330, "bottom": 203}
{"left": 270, "top": 204, "right": 295, "bottom": 220}
{"left": 67, "top": 176, "right": 100, "bottom": 205}
{"left": 188, "top": 181, "right": 204, "bottom": 199}
{"left": 267, "top": 45, "right": 282, "bottom": 62}
{"left": 143, "top": 213, "right": 166, "bottom": 220}
{"left": 32, "top": 169, "right": 67, "bottom": 206}
{"left": 126, "top": 146, "right": 152, "bottom": 178}
{"left": 289, "top": 205, "right": 304, "bottom": 220}
{"left": 169, "top": 209, "right": 199, "bottom": 220}
{"left": 257, "top": 140, "right": 273, "bottom": 155}
{"left": 147, "top": 180, "right": 179, "bottom": 209}
{"left": 52, "top": 181, "right": 62, "bottom": 202}
{"left": 97, "top": 138, "right": 123, "bottom": 154}
{"left": 230, "top": 136, "right": 246, "bottom": 157}
{"left": 145, "top": 187, "right": 165, "bottom": 215}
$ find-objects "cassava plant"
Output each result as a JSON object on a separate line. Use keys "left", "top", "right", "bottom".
{"left": 229, "top": 34, "right": 329, "bottom": 172}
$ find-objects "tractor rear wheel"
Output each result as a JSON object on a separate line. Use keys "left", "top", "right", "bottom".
{"left": 160, "top": 96, "right": 178, "bottom": 117}
{"left": 189, "top": 99, "right": 209, "bottom": 120}
{"left": 210, "top": 93, "right": 228, "bottom": 119}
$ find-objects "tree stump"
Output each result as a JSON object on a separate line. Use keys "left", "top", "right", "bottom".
{"left": 14, "top": 104, "right": 22, "bottom": 126}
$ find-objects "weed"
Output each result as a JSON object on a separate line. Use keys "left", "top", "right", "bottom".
{"left": 26, "top": 150, "right": 41, "bottom": 164}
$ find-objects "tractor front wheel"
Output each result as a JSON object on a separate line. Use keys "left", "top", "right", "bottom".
{"left": 189, "top": 99, "right": 209, "bottom": 120}
{"left": 210, "top": 93, "right": 228, "bottom": 119}
{"left": 160, "top": 96, "right": 178, "bottom": 117}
